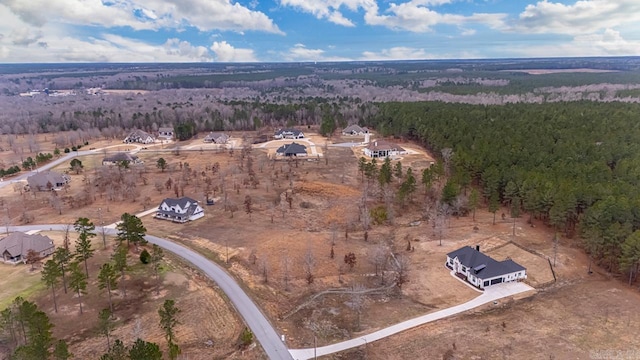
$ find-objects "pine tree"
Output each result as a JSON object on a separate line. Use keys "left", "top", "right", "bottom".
{"left": 129, "top": 338, "right": 163, "bottom": 360}
{"left": 53, "top": 247, "right": 72, "bottom": 294}
{"left": 98, "top": 263, "right": 118, "bottom": 314}
{"left": 112, "top": 245, "right": 129, "bottom": 299}
{"left": 68, "top": 262, "right": 88, "bottom": 315}
{"left": 97, "top": 309, "right": 115, "bottom": 351}
{"left": 41, "top": 259, "right": 61, "bottom": 313}
{"left": 52, "top": 340, "right": 72, "bottom": 360}
{"left": 158, "top": 299, "right": 181, "bottom": 360}
{"left": 74, "top": 217, "right": 96, "bottom": 278}
{"left": 151, "top": 245, "right": 164, "bottom": 295}
{"left": 116, "top": 213, "right": 147, "bottom": 252}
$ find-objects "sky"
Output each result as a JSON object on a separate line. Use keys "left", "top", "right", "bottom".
{"left": 0, "top": 0, "right": 639, "bottom": 63}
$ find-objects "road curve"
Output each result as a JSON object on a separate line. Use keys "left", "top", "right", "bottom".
{"left": 8, "top": 224, "right": 293, "bottom": 360}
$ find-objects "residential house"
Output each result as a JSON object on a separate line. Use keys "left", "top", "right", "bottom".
{"left": 363, "top": 140, "right": 407, "bottom": 158}
{"left": 155, "top": 197, "right": 204, "bottom": 223}
{"left": 27, "top": 171, "right": 70, "bottom": 191}
{"left": 446, "top": 246, "right": 527, "bottom": 289}
{"left": 102, "top": 152, "right": 143, "bottom": 166}
{"left": 0, "top": 232, "right": 55, "bottom": 264}
{"left": 124, "top": 129, "right": 154, "bottom": 144}
{"left": 158, "top": 127, "right": 174, "bottom": 139}
{"left": 276, "top": 142, "right": 308, "bottom": 157}
{"left": 274, "top": 128, "right": 305, "bottom": 139}
{"left": 342, "top": 124, "right": 369, "bottom": 136}
{"left": 203, "top": 132, "right": 230, "bottom": 144}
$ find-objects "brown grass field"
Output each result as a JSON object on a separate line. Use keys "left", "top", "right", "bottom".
{"left": 1, "top": 130, "right": 640, "bottom": 359}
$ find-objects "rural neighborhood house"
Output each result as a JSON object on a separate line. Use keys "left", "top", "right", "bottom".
{"left": 157, "top": 127, "right": 174, "bottom": 139}
{"left": 274, "top": 128, "right": 305, "bottom": 139}
{"left": 203, "top": 132, "right": 230, "bottom": 144}
{"left": 124, "top": 129, "right": 154, "bottom": 144}
{"left": 342, "top": 124, "right": 369, "bottom": 136}
{"left": 26, "top": 171, "right": 70, "bottom": 191}
{"left": 156, "top": 197, "right": 204, "bottom": 223}
{"left": 363, "top": 140, "right": 407, "bottom": 158}
{"left": 276, "top": 142, "right": 308, "bottom": 157}
{"left": 446, "top": 246, "right": 527, "bottom": 289}
{"left": 0, "top": 232, "right": 55, "bottom": 264}
{"left": 102, "top": 152, "right": 143, "bottom": 166}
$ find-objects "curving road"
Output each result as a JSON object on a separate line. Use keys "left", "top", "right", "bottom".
{"left": 8, "top": 224, "right": 293, "bottom": 360}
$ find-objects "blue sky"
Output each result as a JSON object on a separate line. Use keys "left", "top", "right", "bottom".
{"left": 0, "top": 0, "right": 638, "bottom": 62}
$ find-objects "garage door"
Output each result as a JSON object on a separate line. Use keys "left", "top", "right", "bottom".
{"left": 490, "top": 278, "right": 503, "bottom": 285}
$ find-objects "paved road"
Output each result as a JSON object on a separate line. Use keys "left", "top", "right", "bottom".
{"left": 8, "top": 224, "right": 293, "bottom": 360}
{"left": 288, "top": 281, "right": 534, "bottom": 360}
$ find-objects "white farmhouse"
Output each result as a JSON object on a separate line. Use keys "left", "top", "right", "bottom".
{"left": 155, "top": 197, "right": 204, "bottom": 223}
{"left": 446, "top": 246, "right": 527, "bottom": 289}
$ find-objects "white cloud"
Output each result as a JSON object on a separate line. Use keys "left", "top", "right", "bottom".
{"left": 210, "top": 41, "right": 258, "bottom": 62}
{"left": 279, "top": 0, "right": 375, "bottom": 26}
{"left": 361, "top": 47, "right": 432, "bottom": 60}
{"left": 510, "top": 29, "right": 640, "bottom": 57}
{"left": 0, "top": 0, "right": 283, "bottom": 34}
{"left": 513, "top": 0, "right": 640, "bottom": 35}
{"left": 283, "top": 43, "right": 350, "bottom": 61}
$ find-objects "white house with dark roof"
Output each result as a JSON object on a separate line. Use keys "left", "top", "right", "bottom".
{"left": 446, "top": 246, "right": 526, "bottom": 289}
{"left": 158, "top": 127, "right": 174, "bottom": 139}
{"left": 274, "top": 128, "right": 304, "bottom": 139}
{"left": 102, "top": 152, "right": 143, "bottom": 166}
{"left": 342, "top": 124, "right": 369, "bottom": 136}
{"left": 0, "top": 232, "right": 55, "bottom": 264}
{"left": 155, "top": 197, "right": 204, "bottom": 223}
{"left": 27, "top": 171, "right": 70, "bottom": 191}
{"left": 203, "top": 132, "right": 230, "bottom": 144}
{"left": 124, "top": 129, "right": 154, "bottom": 144}
{"left": 363, "top": 140, "right": 407, "bottom": 158}
{"left": 276, "top": 142, "right": 308, "bottom": 157}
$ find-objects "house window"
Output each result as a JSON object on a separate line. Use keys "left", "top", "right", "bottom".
{"left": 461, "top": 266, "right": 467, "bottom": 272}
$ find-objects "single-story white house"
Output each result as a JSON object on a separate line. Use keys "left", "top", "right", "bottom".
{"left": 203, "top": 132, "right": 230, "bottom": 144}
{"left": 158, "top": 127, "right": 174, "bottom": 139}
{"left": 363, "top": 140, "right": 407, "bottom": 158}
{"left": 124, "top": 129, "right": 154, "bottom": 144}
{"left": 155, "top": 197, "right": 204, "bottom": 223}
{"left": 274, "top": 128, "right": 304, "bottom": 139}
{"left": 446, "top": 246, "right": 527, "bottom": 289}
{"left": 342, "top": 124, "right": 369, "bottom": 136}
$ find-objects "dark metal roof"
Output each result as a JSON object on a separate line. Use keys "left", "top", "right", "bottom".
{"left": 276, "top": 142, "right": 307, "bottom": 155}
{"left": 447, "top": 246, "right": 526, "bottom": 279}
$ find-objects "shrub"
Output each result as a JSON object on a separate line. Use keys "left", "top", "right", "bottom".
{"left": 64, "top": 148, "right": 70, "bottom": 153}
{"left": 139, "top": 249, "right": 151, "bottom": 264}
{"left": 71, "top": 146, "right": 77, "bottom": 152}
{"left": 370, "top": 205, "right": 387, "bottom": 225}
{"left": 239, "top": 328, "right": 253, "bottom": 349}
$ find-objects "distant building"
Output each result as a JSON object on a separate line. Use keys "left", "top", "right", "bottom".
{"left": 203, "top": 132, "right": 230, "bottom": 144}
{"left": 276, "top": 142, "right": 308, "bottom": 157}
{"left": 124, "top": 129, "right": 154, "bottom": 144}
{"left": 158, "top": 127, "right": 174, "bottom": 139}
{"left": 155, "top": 197, "right": 204, "bottom": 223}
{"left": 27, "top": 171, "right": 70, "bottom": 191}
{"left": 363, "top": 140, "right": 406, "bottom": 158}
{"left": 274, "top": 128, "right": 304, "bottom": 139}
{"left": 342, "top": 124, "right": 369, "bottom": 136}
{"left": 446, "top": 246, "right": 527, "bottom": 289}
{"left": 0, "top": 232, "right": 55, "bottom": 264}
{"left": 102, "top": 152, "right": 143, "bottom": 166}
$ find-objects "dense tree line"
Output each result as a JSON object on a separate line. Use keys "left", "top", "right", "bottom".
{"left": 366, "top": 101, "right": 640, "bottom": 277}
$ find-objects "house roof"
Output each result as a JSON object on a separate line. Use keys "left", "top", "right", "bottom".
{"left": 365, "top": 140, "right": 405, "bottom": 152}
{"left": 158, "top": 127, "right": 173, "bottom": 133}
{"left": 276, "top": 142, "right": 307, "bottom": 155}
{"left": 158, "top": 197, "right": 201, "bottom": 218}
{"left": 127, "top": 129, "right": 153, "bottom": 139}
{"left": 0, "top": 232, "right": 54, "bottom": 258}
{"left": 27, "top": 171, "right": 68, "bottom": 190}
{"left": 103, "top": 152, "right": 139, "bottom": 163}
{"left": 343, "top": 124, "right": 367, "bottom": 133}
{"left": 275, "top": 128, "right": 303, "bottom": 136}
{"left": 447, "top": 246, "right": 526, "bottom": 280}
{"left": 204, "top": 132, "right": 229, "bottom": 141}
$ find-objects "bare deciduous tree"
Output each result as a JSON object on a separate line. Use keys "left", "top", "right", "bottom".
{"left": 302, "top": 247, "right": 317, "bottom": 285}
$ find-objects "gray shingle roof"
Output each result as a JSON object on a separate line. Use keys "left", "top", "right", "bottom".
{"left": 0, "top": 232, "right": 54, "bottom": 258}
{"left": 343, "top": 124, "right": 367, "bottom": 134}
{"left": 158, "top": 197, "right": 200, "bottom": 218}
{"left": 275, "top": 128, "right": 303, "bottom": 136}
{"left": 447, "top": 246, "right": 526, "bottom": 279}
{"left": 103, "top": 152, "right": 139, "bottom": 163}
{"left": 27, "top": 171, "right": 69, "bottom": 191}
